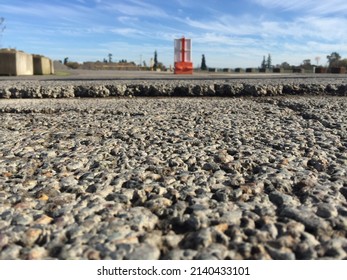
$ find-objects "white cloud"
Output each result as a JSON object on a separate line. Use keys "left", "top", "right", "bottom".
{"left": 110, "top": 28, "right": 146, "bottom": 37}
{"left": 0, "top": 3, "right": 91, "bottom": 20}
{"left": 172, "top": 3, "right": 347, "bottom": 68}
{"left": 193, "top": 33, "right": 260, "bottom": 47}
{"left": 117, "top": 16, "right": 139, "bottom": 24}
{"left": 174, "top": 0, "right": 196, "bottom": 8}
{"left": 100, "top": 0, "right": 167, "bottom": 17}
{"left": 2, "top": 0, "right": 346, "bottom": 68}
{"left": 252, "top": 0, "right": 347, "bottom": 15}
{"left": 95, "top": 40, "right": 173, "bottom": 65}
{"left": 183, "top": 11, "right": 347, "bottom": 41}
{"left": 183, "top": 16, "right": 257, "bottom": 35}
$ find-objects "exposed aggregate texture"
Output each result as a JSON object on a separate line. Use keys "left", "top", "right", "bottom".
{"left": 0, "top": 95, "right": 347, "bottom": 260}
{"left": 1, "top": 76, "right": 347, "bottom": 98}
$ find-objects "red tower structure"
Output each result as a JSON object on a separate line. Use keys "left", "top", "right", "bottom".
{"left": 174, "top": 37, "right": 193, "bottom": 74}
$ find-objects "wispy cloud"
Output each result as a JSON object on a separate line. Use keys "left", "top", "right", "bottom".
{"left": 99, "top": 0, "right": 168, "bottom": 17}
{"left": 252, "top": 0, "right": 347, "bottom": 15}
{"left": 117, "top": 16, "right": 139, "bottom": 24}
{"left": 182, "top": 11, "right": 347, "bottom": 43}
{"left": 184, "top": 15, "right": 270, "bottom": 37}
{"left": 1, "top": 0, "right": 347, "bottom": 68}
{"left": 110, "top": 27, "right": 146, "bottom": 37}
{"left": 0, "top": 2, "right": 92, "bottom": 20}
{"left": 174, "top": 0, "right": 196, "bottom": 8}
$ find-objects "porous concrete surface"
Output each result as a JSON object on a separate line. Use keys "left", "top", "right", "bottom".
{"left": 1, "top": 74, "right": 347, "bottom": 98}
{"left": 0, "top": 94, "right": 347, "bottom": 260}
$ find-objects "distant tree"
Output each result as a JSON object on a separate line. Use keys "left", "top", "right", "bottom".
{"left": 301, "top": 59, "right": 313, "bottom": 70}
{"left": 280, "top": 61, "right": 291, "bottom": 70}
{"left": 327, "top": 52, "right": 341, "bottom": 68}
{"left": 0, "top": 17, "right": 5, "bottom": 32}
{"left": 63, "top": 57, "right": 69, "bottom": 65}
{"left": 153, "top": 50, "right": 158, "bottom": 70}
{"left": 303, "top": 59, "right": 311, "bottom": 66}
{"left": 267, "top": 54, "right": 272, "bottom": 69}
{"left": 261, "top": 56, "right": 266, "bottom": 69}
{"left": 201, "top": 54, "right": 207, "bottom": 70}
{"left": 338, "top": 58, "right": 347, "bottom": 68}
{"left": 108, "top": 53, "right": 113, "bottom": 63}
{"left": 0, "top": 17, "right": 5, "bottom": 47}
{"left": 103, "top": 58, "right": 108, "bottom": 63}
{"left": 157, "top": 62, "right": 166, "bottom": 71}
{"left": 65, "top": 61, "right": 80, "bottom": 69}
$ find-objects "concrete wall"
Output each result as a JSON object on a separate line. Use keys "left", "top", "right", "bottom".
{"left": 50, "top": 59, "right": 54, "bottom": 75}
{"left": 0, "top": 49, "right": 33, "bottom": 75}
{"left": 0, "top": 50, "right": 17, "bottom": 75}
{"left": 16, "top": 51, "right": 33, "bottom": 75}
{"left": 0, "top": 49, "right": 54, "bottom": 76}
{"left": 33, "top": 55, "right": 54, "bottom": 75}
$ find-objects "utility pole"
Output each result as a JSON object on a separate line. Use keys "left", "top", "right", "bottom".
{"left": 108, "top": 53, "right": 113, "bottom": 63}
{"left": 315, "top": 56, "right": 321, "bottom": 66}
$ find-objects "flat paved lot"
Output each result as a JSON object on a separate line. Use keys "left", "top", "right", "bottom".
{"left": 1, "top": 69, "right": 347, "bottom": 82}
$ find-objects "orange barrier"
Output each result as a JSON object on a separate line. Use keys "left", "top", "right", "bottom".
{"left": 174, "top": 37, "right": 193, "bottom": 75}
{"left": 174, "top": 61, "right": 193, "bottom": 74}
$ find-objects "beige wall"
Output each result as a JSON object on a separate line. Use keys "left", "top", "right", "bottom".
{"left": 0, "top": 49, "right": 54, "bottom": 76}
{"left": 33, "top": 55, "right": 53, "bottom": 75}
{"left": 50, "top": 59, "right": 54, "bottom": 74}
{"left": 0, "top": 51, "right": 17, "bottom": 75}
{"left": 16, "top": 51, "right": 33, "bottom": 75}
{"left": 0, "top": 49, "right": 33, "bottom": 75}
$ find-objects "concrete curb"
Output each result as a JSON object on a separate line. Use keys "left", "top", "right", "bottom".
{"left": 1, "top": 81, "right": 347, "bottom": 98}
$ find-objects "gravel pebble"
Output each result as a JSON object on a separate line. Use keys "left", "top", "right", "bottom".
{"left": 1, "top": 91, "right": 347, "bottom": 259}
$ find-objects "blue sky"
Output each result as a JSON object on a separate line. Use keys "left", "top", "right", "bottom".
{"left": 0, "top": 0, "right": 347, "bottom": 68}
